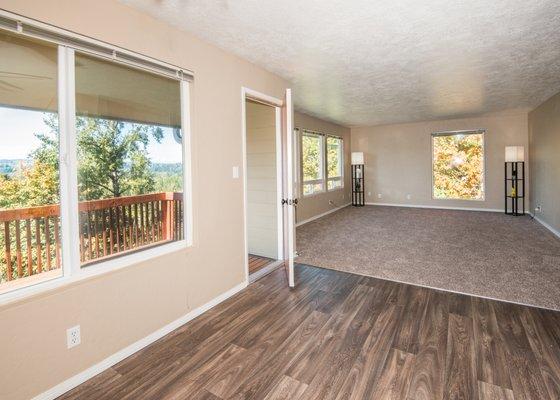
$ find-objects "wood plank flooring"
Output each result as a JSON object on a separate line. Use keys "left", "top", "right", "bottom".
{"left": 58, "top": 265, "right": 560, "bottom": 400}
{"left": 248, "top": 254, "right": 275, "bottom": 274}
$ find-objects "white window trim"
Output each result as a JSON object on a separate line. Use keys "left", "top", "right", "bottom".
{"left": 0, "top": 26, "right": 194, "bottom": 305}
{"left": 431, "top": 129, "right": 486, "bottom": 202}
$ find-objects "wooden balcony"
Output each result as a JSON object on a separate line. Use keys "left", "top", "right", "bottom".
{"left": 0, "top": 192, "right": 184, "bottom": 288}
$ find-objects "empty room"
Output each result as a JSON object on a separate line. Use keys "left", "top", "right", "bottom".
{"left": 0, "top": 1, "right": 559, "bottom": 400}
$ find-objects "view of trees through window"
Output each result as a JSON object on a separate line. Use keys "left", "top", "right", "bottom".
{"left": 0, "top": 28, "right": 188, "bottom": 293}
{"left": 0, "top": 107, "right": 184, "bottom": 283}
{"left": 301, "top": 132, "right": 324, "bottom": 195}
{"left": 432, "top": 132, "right": 484, "bottom": 200}
{"left": 301, "top": 131, "right": 344, "bottom": 195}
{"left": 327, "top": 136, "right": 343, "bottom": 190}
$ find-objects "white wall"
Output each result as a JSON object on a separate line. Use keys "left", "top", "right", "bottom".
{"left": 351, "top": 109, "right": 529, "bottom": 211}
{"left": 246, "top": 101, "right": 278, "bottom": 258}
{"left": 529, "top": 91, "right": 560, "bottom": 233}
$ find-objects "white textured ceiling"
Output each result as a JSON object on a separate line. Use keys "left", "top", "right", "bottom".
{"left": 122, "top": 0, "right": 560, "bottom": 127}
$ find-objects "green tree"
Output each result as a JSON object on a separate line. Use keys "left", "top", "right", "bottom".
{"left": 302, "top": 134, "right": 321, "bottom": 181}
{"left": 33, "top": 115, "right": 164, "bottom": 200}
{"left": 433, "top": 134, "right": 484, "bottom": 200}
{"left": 327, "top": 137, "right": 341, "bottom": 178}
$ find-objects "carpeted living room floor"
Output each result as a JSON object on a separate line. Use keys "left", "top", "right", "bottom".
{"left": 296, "top": 205, "right": 560, "bottom": 310}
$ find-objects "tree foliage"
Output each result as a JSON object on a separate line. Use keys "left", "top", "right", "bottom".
{"left": 327, "top": 137, "right": 342, "bottom": 178}
{"left": 433, "top": 134, "right": 484, "bottom": 200}
{"left": 302, "top": 134, "right": 322, "bottom": 182}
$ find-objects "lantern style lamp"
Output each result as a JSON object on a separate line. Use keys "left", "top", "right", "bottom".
{"left": 504, "top": 146, "right": 525, "bottom": 215}
{"left": 351, "top": 152, "right": 365, "bottom": 206}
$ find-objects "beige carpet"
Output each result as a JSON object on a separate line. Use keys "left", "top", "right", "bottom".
{"left": 296, "top": 205, "right": 560, "bottom": 310}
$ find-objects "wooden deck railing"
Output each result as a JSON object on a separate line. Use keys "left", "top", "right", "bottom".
{"left": 0, "top": 192, "right": 183, "bottom": 284}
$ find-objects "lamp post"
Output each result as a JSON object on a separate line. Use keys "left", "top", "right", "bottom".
{"left": 505, "top": 146, "right": 525, "bottom": 216}
{"left": 351, "top": 152, "right": 365, "bottom": 206}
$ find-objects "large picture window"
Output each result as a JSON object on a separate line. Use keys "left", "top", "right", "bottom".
{"left": 327, "top": 136, "right": 343, "bottom": 190}
{"left": 0, "top": 22, "right": 192, "bottom": 299}
{"left": 301, "top": 131, "right": 325, "bottom": 196}
{"left": 432, "top": 130, "right": 485, "bottom": 201}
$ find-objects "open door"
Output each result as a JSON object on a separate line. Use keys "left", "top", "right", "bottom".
{"left": 282, "top": 88, "right": 296, "bottom": 287}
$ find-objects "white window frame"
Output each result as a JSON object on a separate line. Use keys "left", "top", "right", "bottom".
{"left": 0, "top": 13, "right": 194, "bottom": 304}
{"left": 326, "top": 135, "right": 344, "bottom": 192}
{"left": 431, "top": 129, "right": 486, "bottom": 202}
{"left": 300, "top": 130, "right": 326, "bottom": 197}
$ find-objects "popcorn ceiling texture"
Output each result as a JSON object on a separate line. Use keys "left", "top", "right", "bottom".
{"left": 122, "top": 0, "right": 560, "bottom": 126}
{"left": 296, "top": 206, "right": 560, "bottom": 311}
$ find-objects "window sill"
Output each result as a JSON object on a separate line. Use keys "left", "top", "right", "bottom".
{"left": 302, "top": 190, "right": 326, "bottom": 198}
{"left": 0, "top": 240, "right": 189, "bottom": 307}
{"left": 432, "top": 197, "right": 486, "bottom": 202}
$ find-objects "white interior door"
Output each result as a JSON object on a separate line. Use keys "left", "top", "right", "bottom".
{"left": 282, "top": 89, "right": 295, "bottom": 287}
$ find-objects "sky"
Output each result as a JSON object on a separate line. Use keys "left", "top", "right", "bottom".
{"left": 0, "top": 107, "right": 182, "bottom": 164}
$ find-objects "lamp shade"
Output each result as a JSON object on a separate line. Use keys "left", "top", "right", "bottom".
{"left": 505, "top": 146, "right": 524, "bottom": 162}
{"left": 351, "top": 152, "right": 364, "bottom": 165}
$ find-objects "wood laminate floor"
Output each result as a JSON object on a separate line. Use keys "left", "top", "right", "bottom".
{"left": 248, "top": 254, "right": 276, "bottom": 275}
{"left": 59, "top": 265, "right": 560, "bottom": 400}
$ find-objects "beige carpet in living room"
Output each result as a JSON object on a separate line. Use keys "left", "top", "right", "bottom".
{"left": 296, "top": 205, "right": 560, "bottom": 310}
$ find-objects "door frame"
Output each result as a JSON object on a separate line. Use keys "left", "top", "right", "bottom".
{"left": 241, "top": 87, "right": 285, "bottom": 284}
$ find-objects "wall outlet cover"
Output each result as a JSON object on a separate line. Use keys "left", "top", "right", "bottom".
{"left": 67, "top": 325, "right": 81, "bottom": 349}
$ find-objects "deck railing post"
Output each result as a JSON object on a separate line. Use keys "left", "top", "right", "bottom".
{"left": 162, "top": 199, "right": 172, "bottom": 240}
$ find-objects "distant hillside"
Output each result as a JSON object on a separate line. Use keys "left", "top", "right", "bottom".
{"left": 1, "top": 160, "right": 181, "bottom": 175}
{"left": 151, "top": 163, "right": 182, "bottom": 174}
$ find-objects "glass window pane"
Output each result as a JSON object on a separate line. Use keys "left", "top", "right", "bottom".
{"left": 327, "top": 137, "right": 342, "bottom": 179}
{"left": 432, "top": 133, "right": 484, "bottom": 200}
{"left": 75, "top": 53, "right": 184, "bottom": 267}
{"left": 0, "top": 32, "right": 62, "bottom": 292}
{"left": 302, "top": 133, "right": 323, "bottom": 182}
{"left": 328, "top": 179, "right": 342, "bottom": 191}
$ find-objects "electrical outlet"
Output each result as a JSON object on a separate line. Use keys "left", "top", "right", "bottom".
{"left": 377, "top": 193, "right": 382, "bottom": 199}
{"left": 535, "top": 205, "right": 542, "bottom": 213}
{"left": 406, "top": 194, "right": 412, "bottom": 200}
{"left": 67, "top": 325, "right": 81, "bottom": 349}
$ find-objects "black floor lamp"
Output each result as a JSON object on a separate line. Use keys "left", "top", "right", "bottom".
{"left": 351, "top": 152, "right": 365, "bottom": 206}
{"left": 505, "top": 146, "right": 525, "bottom": 216}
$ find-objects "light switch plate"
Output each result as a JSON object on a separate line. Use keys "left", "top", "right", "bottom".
{"left": 232, "top": 166, "right": 240, "bottom": 179}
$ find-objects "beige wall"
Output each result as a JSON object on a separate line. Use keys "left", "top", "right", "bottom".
{"left": 0, "top": 1, "right": 290, "bottom": 399}
{"left": 529, "top": 91, "right": 560, "bottom": 232}
{"left": 294, "top": 112, "right": 352, "bottom": 223}
{"left": 246, "top": 101, "right": 278, "bottom": 259}
{"left": 351, "top": 110, "right": 529, "bottom": 211}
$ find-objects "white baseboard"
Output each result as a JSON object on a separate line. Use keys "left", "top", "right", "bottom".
{"left": 33, "top": 281, "right": 248, "bottom": 400}
{"left": 532, "top": 214, "right": 560, "bottom": 239}
{"left": 365, "top": 202, "right": 504, "bottom": 213}
{"left": 296, "top": 203, "right": 351, "bottom": 227}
